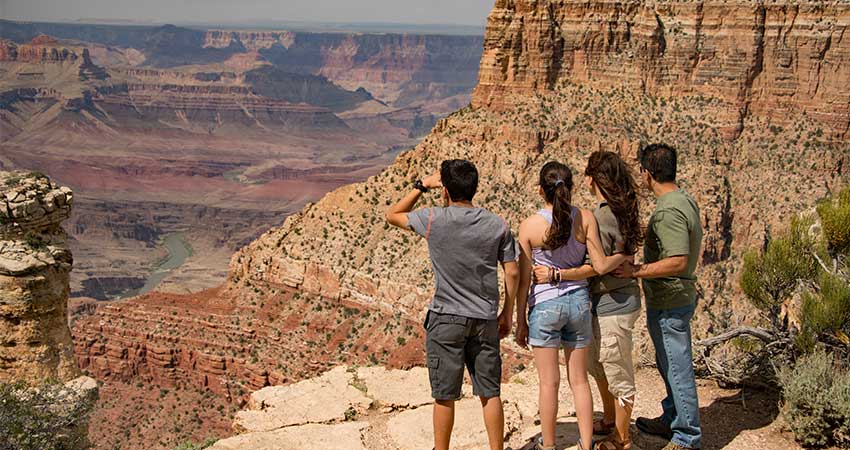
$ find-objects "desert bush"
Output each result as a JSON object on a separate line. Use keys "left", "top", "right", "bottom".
{"left": 737, "top": 187, "right": 850, "bottom": 447}
{"left": 0, "top": 380, "right": 95, "bottom": 450}
{"left": 776, "top": 350, "right": 850, "bottom": 448}
{"left": 740, "top": 215, "right": 819, "bottom": 328}
{"left": 799, "top": 270, "right": 850, "bottom": 351}
{"left": 818, "top": 187, "right": 850, "bottom": 255}
{"left": 172, "top": 437, "right": 217, "bottom": 450}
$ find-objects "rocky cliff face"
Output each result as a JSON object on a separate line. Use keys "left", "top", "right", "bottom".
{"left": 474, "top": 0, "right": 850, "bottom": 140}
{"left": 0, "top": 36, "right": 108, "bottom": 80}
{"left": 203, "top": 30, "right": 484, "bottom": 108}
{"left": 204, "top": 30, "right": 296, "bottom": 51}
{"left": 0, "top": 170, "right": 78, "bottom": 383}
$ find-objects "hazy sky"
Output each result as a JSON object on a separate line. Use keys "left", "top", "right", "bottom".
{"left": 1, "top": 0, "right": 495, "bottom": 26}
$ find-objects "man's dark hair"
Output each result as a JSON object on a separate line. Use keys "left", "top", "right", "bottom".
{"left": 440, "top": 159, "right": 478, "bottom": 202}
{"left": 638, "top": 143, "right": 677, "bottom": 183}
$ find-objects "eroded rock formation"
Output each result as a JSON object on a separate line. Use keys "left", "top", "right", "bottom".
{"left": 473, "top": 0, "right": 850, "bottom": 140}
{"left": 0, "top": 170, "right": 79, "bottom": 383}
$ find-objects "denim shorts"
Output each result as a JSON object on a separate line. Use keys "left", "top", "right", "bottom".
{"left": 528, "top": 288, "right": 592, "bottom": 348}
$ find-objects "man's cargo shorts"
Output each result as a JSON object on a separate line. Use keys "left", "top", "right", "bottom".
{"left": 424, "top": 310, "right": 501, "bottom": 400}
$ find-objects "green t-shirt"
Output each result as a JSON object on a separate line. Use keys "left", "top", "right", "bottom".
{"left": 642, "top": 189, "right": 703, "bottom": 310}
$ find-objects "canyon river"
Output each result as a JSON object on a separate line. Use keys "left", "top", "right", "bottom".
{"left": 136, "top": 233, "right": 193, "bottom": 297}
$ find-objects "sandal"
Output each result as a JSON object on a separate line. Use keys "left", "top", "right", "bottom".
{"left": 594, "top": 432, "right": 631, "bottom": 450}
{"left": 534, "top": 436, "right": 555, "bottom": 450}
{"left": 593, "top": 418, "right": 615, "bottom": 435}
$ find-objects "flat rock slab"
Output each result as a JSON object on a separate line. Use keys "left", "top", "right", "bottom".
{"left": 234, "top": 366, "right": 372, "bottom": 433}
{"left": 387, "top": 398, "right": 523, "bottom": 450}
{"left": 210, "top": 422, "right": 369, "bottom": 450}
{"left": 514, "top": 417, "right": 645, "bottom": 450}
{"left": 357, "top": 366, "right": 432, "bottom": 409}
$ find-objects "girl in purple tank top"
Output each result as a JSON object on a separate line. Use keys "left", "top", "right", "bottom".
{"left": 514, "top": 161, "right": 630, "bottom": 450}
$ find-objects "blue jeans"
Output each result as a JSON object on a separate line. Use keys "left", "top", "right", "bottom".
{"left": 528, "top": 288, "right": 592, "bottom": 349}
{"left": 647, "top": 304, "right": 702, "bottom": 449}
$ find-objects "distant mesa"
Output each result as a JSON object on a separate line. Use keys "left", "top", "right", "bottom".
{"left": 29, "top": 34, "right": 60, "bottom": 45}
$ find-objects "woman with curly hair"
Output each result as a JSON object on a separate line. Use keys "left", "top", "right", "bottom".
{"left": 582, "top": 150, "right": 644, "bottom": 450}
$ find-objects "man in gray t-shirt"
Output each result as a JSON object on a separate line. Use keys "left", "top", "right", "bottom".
{"left": 386, "top": 159, "right": 519, "bottom": 450}
{"left": 408, "top": 206, "right": 518, "bottom": 320}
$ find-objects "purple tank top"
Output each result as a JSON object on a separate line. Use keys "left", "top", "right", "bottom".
{"left": 529, "top": 207, "right": 589, "bottom": 307}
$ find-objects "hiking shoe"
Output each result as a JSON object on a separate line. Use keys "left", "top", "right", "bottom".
{"left": 661, "top": 443, "right": 699, "bottom": 450}
{"left": 635, "top": 416, "right": 672, "bottom": 439}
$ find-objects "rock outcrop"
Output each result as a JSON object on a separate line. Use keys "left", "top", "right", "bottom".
{"left": 473, "top": 1, "right": 850, "bottom": 140}
{"left": 211, "top": 365, "right": 528, "bottom": 450}
{"left": 210, "top": 364, "right": 800, "bottom": 449}
{"left": 0, "top": 36, "right": 108, "bottom": 80}
{"left": 0, "top": 170, "right": 78, "bottom": 383}
{"left": 0, "top": 170, "right": 97, "bottom": 449}
{"left": 204, "top": 30, "right": 296, "bottom": 51}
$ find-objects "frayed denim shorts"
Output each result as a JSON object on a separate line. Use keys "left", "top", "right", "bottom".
{"left": 528, "top": 288, "right": 592, "bottom": 349}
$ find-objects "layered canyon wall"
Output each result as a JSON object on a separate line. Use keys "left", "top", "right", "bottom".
{"left": 473, "top": 0, "right": 850, "bottom": 140}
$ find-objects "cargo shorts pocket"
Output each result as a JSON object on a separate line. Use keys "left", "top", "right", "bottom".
{"left": 598, "top": 335, "right": 620, "bottom": 365}
{"left": 427, "top": 355, "right": 440, "bottom": 390}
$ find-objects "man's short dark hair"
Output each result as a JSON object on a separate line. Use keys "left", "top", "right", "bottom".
{"left": 440, "top": 159, "right": 478, "bottom": 202}
{"left": 638, "top": 143, "right": 677, "bottom": 183}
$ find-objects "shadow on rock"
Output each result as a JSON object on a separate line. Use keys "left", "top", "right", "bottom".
{"left": 515, "top": 420, "right": 581, "bottom": 450}
{"left": 634, "top": 388, "right": 781, "bottom": 450}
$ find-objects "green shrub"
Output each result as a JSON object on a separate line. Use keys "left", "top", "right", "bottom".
{"left": 777, "top": 350, "right": 850, "bottom": 448}
{"left": 800, "top": 270, "right": 850, "bottom": 350}
{"left": 0, "top": 381, "right": 94, "bottom": 450}
{"left": 24, "top": 233, "right": 47, "bottom": 250}
{"left": 818, "top": 186, "right": 850, "bottom": 255}
{"left": 740, "top": 216, "right": 818, "bottom": 324}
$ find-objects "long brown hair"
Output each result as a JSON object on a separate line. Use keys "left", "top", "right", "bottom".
{"left": 584, "top": 151, "right": 643, "bottom": 254}
{"left": 539, "top": 161, "right": 574, "bottom": 250}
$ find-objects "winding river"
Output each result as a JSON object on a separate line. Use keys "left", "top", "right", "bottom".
{"left": 136, "top": 233, "right": 193, "bottom": 296}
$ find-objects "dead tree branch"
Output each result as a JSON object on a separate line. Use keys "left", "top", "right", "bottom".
{"left": 695, "top": 327, "right": 776, "bottom": 347}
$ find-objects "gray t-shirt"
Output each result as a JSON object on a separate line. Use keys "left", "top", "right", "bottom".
{"left": 408, "top": 206, "right": 518, "bottom": 320}
{"left": 590, "top": 203, "right": 641, "bottom": 317}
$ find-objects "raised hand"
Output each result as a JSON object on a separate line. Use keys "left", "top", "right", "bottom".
{"left": 422, "top": 171, "right": 442, "bottom": 189}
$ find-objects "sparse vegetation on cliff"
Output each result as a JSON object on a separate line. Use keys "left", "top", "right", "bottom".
{"left": 719, "top": 186, "right": 850, "bottom": 448}
{"left": 0, "top": 380, "right": 95, "bottom": 450}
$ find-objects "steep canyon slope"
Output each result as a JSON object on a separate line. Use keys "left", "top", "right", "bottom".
{"left": 0, "top": 22, "right": 484, "bottom": 299}
{"left": 70, "top": 1, "right": 849, "bottom": 448}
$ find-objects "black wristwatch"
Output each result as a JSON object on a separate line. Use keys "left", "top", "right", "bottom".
{"left": 413, "top": 179, "right": 429, "bottom": 193}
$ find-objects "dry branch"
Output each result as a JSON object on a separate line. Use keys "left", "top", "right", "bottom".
{"left": 695, "top": 326, "right": 776, "bottom": 347}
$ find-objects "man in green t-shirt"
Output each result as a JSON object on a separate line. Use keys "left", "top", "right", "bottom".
{"left": 614, "top": 144, "right": 703, "bottom": 450}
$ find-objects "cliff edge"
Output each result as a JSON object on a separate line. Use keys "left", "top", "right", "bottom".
{"left": 0, "top": 170, "right": 77, "bottom": 382}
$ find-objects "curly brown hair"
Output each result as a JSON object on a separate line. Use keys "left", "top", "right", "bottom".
{"left": 584, "top": 151, "right": 643, "bottom": 254}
